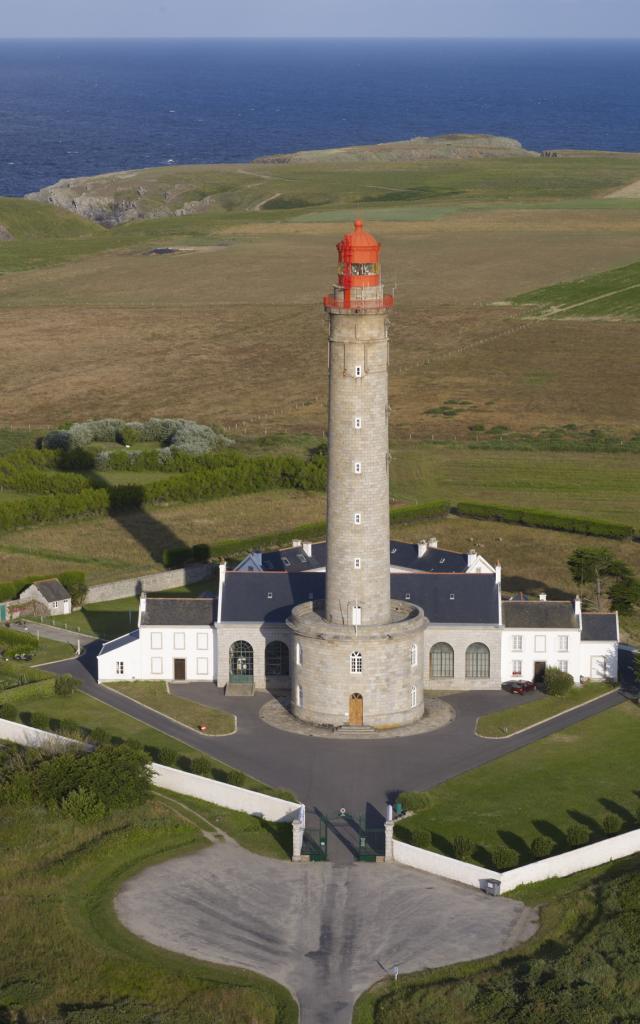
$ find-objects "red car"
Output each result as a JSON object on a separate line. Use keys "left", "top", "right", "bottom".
{"left": 506, "top": 679, "right": 537, "bottom": 695}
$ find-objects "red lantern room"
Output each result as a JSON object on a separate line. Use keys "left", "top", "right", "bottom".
{"left": 324, "top": 220, "right": 394, "bottom": 312}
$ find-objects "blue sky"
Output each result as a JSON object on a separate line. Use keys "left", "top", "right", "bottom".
{"left": 2, "top": 0, "right": 640, "bottom": 39}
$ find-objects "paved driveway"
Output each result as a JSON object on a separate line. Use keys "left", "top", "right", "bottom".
{"left": 116, "top": 835, "right": 538, "bottom": 1024}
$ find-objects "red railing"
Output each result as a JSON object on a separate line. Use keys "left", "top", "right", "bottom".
{"left": 323, "top": 294, "right": 394, "bottom": 311}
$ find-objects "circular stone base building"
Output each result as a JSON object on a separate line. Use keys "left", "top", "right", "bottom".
{"left": 289, "top": 221, "right": 427, "bottom": 729}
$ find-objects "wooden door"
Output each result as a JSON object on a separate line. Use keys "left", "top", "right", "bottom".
{"left": 534, "top": 661, "right": 546, "bottom": 684}
{"left": 174, "top": 658, "right": 186, "bottom": 681}
{"left": 349, "top": 693, "right": 363, "bottom": 726}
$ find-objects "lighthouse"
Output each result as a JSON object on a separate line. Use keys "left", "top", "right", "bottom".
{"left": 289, "top": 222, "right": 426, "bottom": 729}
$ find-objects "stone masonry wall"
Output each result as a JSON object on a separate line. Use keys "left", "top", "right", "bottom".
{"left": 85, "top": 563, "right": 215, "bottom": 605}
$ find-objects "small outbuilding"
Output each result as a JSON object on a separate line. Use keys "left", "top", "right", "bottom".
{"left": 19, "top": 578, "right": 73, "bottom": 617}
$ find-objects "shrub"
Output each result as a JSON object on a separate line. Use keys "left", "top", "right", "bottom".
{"left": 58, "top": 571, "right": 87, "bottom": 606}
{"left": 608, "top": 576, "right": 640, "bottom": 615}
{"left": 61, "top": 787, "right": 106, "bottom": 824}
{"left": 191, "top": 543, "right": 211, "bottom": 563}
{"left": 396, "top": 790, "right": 433, "bottom": 812}
{"left": 30, "top": 711, "right": 50, "bottom": 731}
{"left": 156, "top": 746, "right": 178, "bottom": 767}
{"left": 162, "top": 546, "right": 192, "bottom": 569}
{"left": 491, "top": 846, "right": 519, "bottom": 871}
{"left": 531, "top": 836, "right": 555, "bottom": 860}
{"left": 124, "top": 738, "right": 143, "bottom": 751}
{"left": 0, "top": 703, "right": 17, "bottom": 721}
{"left": 90, "top": 727, "right": 109, "bottom": 746}
{"left": 190, "top": 756, "right": 212, "bottom": 778}
{"left": 411, "top": 826, "right": 432, "bottom": 850}
{"left": 0, "top": 629, "right": 38, "bottom": 654}
{"left": 59, "top": 718, "right": 83, "bottom": 738}
{"left": 602, "top": 814, "right": 622, "bottom": 835}
{"left": 54, "top": 674, "right": 80, "bottom": 696}
{"left": 544, "top": 667, "right": 574, "bottom": 696}
{"left": 453, "top": 835, "right": 473, "bottom": 861}
{"left": 226, "top": 769, "right": 247, "bottom": 788}
{"left": 567, "top": 824, "right": 590, "bottom": 848}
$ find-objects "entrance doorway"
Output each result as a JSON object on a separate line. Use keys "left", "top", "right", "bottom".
{"left": 534, "top": 661, "right": 546, "bottom": 685}
{"left": 349, "top": 692, "right": 363, "bottom": 726}
{"left": 173, "top": 658, "right": 186, "bottom": 681}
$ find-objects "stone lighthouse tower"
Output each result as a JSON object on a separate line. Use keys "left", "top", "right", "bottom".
{"left": 289, "top": 221, "right": 426, "bottom": 729}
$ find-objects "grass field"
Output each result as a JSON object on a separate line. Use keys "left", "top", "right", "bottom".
{"left": 475, "top": 681, "right": 614, "bottom": 737}
{"left": 0, "top": 796, "right": 296, "bottom": 1023}
{"left": 107, "top": 679, "right": 235, "bottom": 735}
{"left": 513, "top": 256, "right": 640, "bottom": 318}
{"left": 397, "top": 702, "right": 640, "bottom": 866}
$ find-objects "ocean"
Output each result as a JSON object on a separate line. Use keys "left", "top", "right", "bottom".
{"left": 1, "top": 38, "right": 640, "bottom": 196}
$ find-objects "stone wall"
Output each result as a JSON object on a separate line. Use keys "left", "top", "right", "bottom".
{"left": 85, "top": 562, "right": 215, "bottom": 605}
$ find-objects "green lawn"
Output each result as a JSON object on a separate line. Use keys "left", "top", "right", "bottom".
{"left": 353, "top": 850, "right": 640, "bottom": 1024}
{"left": 476, "top": 681, "right": 614, "bottom": 737}
{"left": 0, "top": 796, "right": 296, "bottom": 1023}
{"left": 512, "top": 257, "right": 640, "bottom": 319}
{"left": 108, "top": 679, "right": 235, "bottom": 735}
{"left": 156, "top": 789, "right": 292, "bottom": 860}
{"left": 397, "top": 702, "right": 640, "bottom": 866}
{"left": 47, "top": 596, "right": 140, "bottom": 638}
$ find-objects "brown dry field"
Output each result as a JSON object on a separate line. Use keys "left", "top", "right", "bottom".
{"left": 0, "top": 489, "right": 325, "bottom": 584}
{"left": 2, "top": 207, "right": 640, "bottom": 436}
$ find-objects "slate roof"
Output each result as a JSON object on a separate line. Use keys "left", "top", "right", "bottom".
{"left": 140, "top": 597, "right": 215, "bottom": 627}
{"left": 99, "top": 630, "right": 139, "bottom": 655}
{"left": 26, "top": 578, "right": 71, "bottom": 603}
{"left": 581, "top": 613, "right": 618, "bottom": 642}
{"left": 241, "top": 541, "right": 471, "bottom": 574}
{"left": 219, "top": 571, "right": 500, "bottom": 625}
{"left": 502, "top": 601, "right": 578, "bottom": 629}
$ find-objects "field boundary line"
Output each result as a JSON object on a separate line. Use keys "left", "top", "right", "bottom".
{"left": 99, "top": 682, "right": 237, "bottom": 738}
{"left": 540, "top": 281, "right": 640, "bottom": 318}
{"left": 475, "top": 688, "right": 619, "bottom": 740}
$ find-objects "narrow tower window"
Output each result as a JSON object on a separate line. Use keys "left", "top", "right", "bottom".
{"left": 354, "top": 416, "right": 362, "bottom": 430}
{"left": 296, "top": 643, "right": 303, "bottom": 666}
{"left": 411, "top": 686, "right": 418, "bottom": 709}
{"left": 354, "top": 558, "right": 361, "bottom": 569}
{"left": 354, "top": 513, "right": 361, "bottom": 525}
{"left": 355, "top": 365, "right": 363, "bottom": 378}
{"left": 350, "top": 650, "right": 363, "bottom": 674}
{"left": 354, "top": 462, "right": 362, "bottom": 474}
{"left": 411, "top": 643, "right": 418, "bottom": 668}
{"left": 352, "top": 605, "right": 361, "bottom": 626}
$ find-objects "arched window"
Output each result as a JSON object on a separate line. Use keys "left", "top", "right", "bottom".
{"left": 350, "top": 650, "right": 363, "bottom": 674}
{"left": 229, "top": 640, "right": 253, "bottom": 678}
{"left": 430, "top": 642, "right": 454, "bottom": 679}
{"left": 265, "top": 640, "right": 289, "bottom": 676}
{"left": 410, "top": 643, "right": 418, "bottom": 668}
{"left": 466, "top": 643, "right": 490, "bottom": 679}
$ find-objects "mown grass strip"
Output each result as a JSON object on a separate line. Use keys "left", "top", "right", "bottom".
{"left": 475, "top": 681, "right": 615, "bottom": 737}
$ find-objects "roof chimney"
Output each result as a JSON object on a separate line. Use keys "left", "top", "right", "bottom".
{"left": 428, "top": 537, "right": 438, "bottom": 550}
{"left": 495, "top": 562, "right": 502, "bottom": 585}
{"left": 574, "top": 595, "right": 582, "bottom": 628}
{"left": 417, "top": 540, "right": 428, "bottom": 558}
{"left": 291, "top": 539, "right": 302, "bottom": 549}
{"left": 139, "top": 591, "right": 146, "bottom": 613}
{"left": 539, "top": 592, "right": 547, "bottom": 602}
{"left": 302, "top": 542, "right": 312, "bottom": 557}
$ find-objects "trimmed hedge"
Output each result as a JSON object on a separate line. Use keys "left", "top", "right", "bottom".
{"left": 0, "top": 489, "right": 109, "bottom": 533}
{"left": 389, "top": 500, "right": 450, "bottom": 525}
{"left": 454, "top": 501, "right": 634, "bottom": 540}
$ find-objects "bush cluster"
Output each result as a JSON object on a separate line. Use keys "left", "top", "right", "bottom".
{"left": 42, "top": 417, "right": 232, "bottom": 455}
{"left": 0, "top": 451, "right": 90, "bottom": 495}
{"left": 0, "top": 488, "right": 109, "bottom": 534}
{"left": 455, "top": 501, "right": 635, "bottom": 540}
{"left": 544, "top": 666, "right": 575, "bottom": 696}
{"left": 0, "top": 627, "right": 38, "bottom": 654}
{"left": 491, "top": 845, "right": 519, "bottom": 871}
{"left": 161, "top": 544, "right": 211, "bottom": 569}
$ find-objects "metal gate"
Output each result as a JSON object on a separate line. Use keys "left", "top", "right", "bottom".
{"left": 306, "top": 809, "right": 385, "bottom": 862}
{"left": 302, "top": 814, "right": 328, "bottom": 861}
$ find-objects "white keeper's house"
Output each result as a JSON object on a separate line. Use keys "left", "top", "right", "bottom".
{"left": 97, "top": 221, "right": 619, "bottom": 725}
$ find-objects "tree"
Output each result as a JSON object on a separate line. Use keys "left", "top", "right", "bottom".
{"left": 608, "top": 575, "right": 640, "bottom": 615}
{"left": 544, "top": 667, "right": 574, "bottom": 696}
{"left": 567, "top": 547, "right": 633, "bottom": 610}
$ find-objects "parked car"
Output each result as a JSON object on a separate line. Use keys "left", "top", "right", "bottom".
{"left": 506, "top": 679, "right": 537, "bottom": 695}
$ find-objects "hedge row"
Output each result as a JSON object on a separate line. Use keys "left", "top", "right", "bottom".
{"left": 0, "top": 450, "right": 90, "bottom": 495}
{"left": 0, "top": 489, "right": 109, "bottom": 533}
{"left": 390, "top": 500, "right": 450, "bottom": 525}
{"left": 454, "top": 501, "right": 635, "bottom": 540}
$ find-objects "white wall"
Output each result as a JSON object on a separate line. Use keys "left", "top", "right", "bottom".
{"left": 501, "top": 627, "right": 581, "bottom": 683}
{"left": 152, "top": 763, "right": 301, "bottom": 822}
{"left": 0, "top": 718, "right": 87, "bottom": 750}
{"left": 139, "top": 625, "right": 216, "bottom": 683}
{"left": 97, "top": 632, "right": 143, "bottom": 682}
{"left": 393, "top": 827, "right": 640, "bottom": 894}
{"left": 580, "top": 642, "right": 618, "bottom": 682}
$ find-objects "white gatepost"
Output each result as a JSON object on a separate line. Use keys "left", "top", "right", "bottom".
{"left": 384, "top": 803, "right": 395, "bottom": 862}
{"left": 292, "top": 804, "right": 306, "bottom": 861}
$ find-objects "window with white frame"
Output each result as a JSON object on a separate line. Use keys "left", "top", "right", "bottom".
{"left": 173, "top": 632, "right": 185, "bottom": 650}
{"left": 116, "top": 661, "right": 124, "bottom": 675}
{"left": 354, "top": 416, "right": 362, "bottom": 429}
{"left": 296, "top": 642, "right": 303, "bottom": 666}
{"left": 354, "top": 513, "right": 361, "bottom": 525}
{"left": 150, "top": 632, "right": 162, "bottom": 650}
{"left": 558, "top": 660, "right": 569, "bottom": 674}
{"left": 512, "top": 635, "right": 523, "bottom": 652}
{"left": 352, "top": 605, "right": 362, "bottom": 626}
{"left": 354, "top": 461, "right": 362, "bottom": 474}
{"left": 355, "top": 365, "right": 362, "bottom": 378}
{"left": 512, "top": 660, "right": 522, "bottom": 676}
{"left": 411, "top": 643, "right": 418, "bottom": 668}
{"left": 350, "top": 650, "right": 363, "bottom": 674}
{"left": 197, "top": 632, "right": 208, "bottom": 650}
{"left": 354, "top": 558, "right": 361, "bottom": 569}
{"left": 197, "top": 657, "right": 209, "bottom": 675}
{"left": 534, "top": 635, "right": 546, "bottom": 653}
{"left": 410, "top": 685, "right": 418, "bottom": 709}
{"left": 558, "top": 635, "right": 569, "bottom": 652}
{"left": 151, "top": 657, "right": 162, "bottom": 674}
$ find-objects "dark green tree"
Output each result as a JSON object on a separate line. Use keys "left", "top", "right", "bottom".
{"left": 567, "top": 547, "right": 632, "bottom": 609}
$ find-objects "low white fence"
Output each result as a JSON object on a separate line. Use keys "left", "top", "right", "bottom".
{"left": 0, "top": 717, "right": 303, "bottom": 827}
{"left": 393, "top": 827, "right": 640, "bottom": 894}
